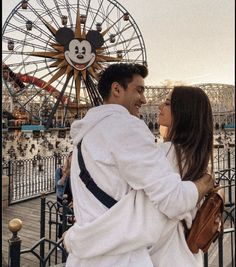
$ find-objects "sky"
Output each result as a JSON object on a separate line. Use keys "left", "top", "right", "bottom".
{"left": 2, "top": 0, "right": 235, "bottom": 86}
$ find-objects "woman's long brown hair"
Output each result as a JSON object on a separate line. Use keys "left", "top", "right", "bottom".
{"left": 166, "top": 86, "right": 214, "bottom": 181}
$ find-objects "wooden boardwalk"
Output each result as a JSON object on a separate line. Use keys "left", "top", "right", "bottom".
{"left": 2, "top": 193, "right": 234, "bottom": 267}
{"left": 2, "top": 193, "right": 61, "bottom": 267}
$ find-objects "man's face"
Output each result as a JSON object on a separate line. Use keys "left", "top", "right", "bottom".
{"left": 118, "top": 75, "right": 146, "bottom": 117}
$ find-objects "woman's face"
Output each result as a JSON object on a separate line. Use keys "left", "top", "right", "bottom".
{"left": 157, "top": 91, "right": 172, "bottom": 127}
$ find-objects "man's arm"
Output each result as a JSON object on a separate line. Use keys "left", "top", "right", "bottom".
{"left": 110, "top": 118, "right": 213, "bottom": 218}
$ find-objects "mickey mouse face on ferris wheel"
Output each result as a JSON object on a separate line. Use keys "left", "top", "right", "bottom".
{"left": 55, "top": 27, "right": 104, "bottom": 71}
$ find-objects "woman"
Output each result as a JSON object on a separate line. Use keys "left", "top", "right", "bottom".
{"left": 149, "top": 85, "right": 213, "bottom": 266}
{"left": 64, "top": 86, "right": 214, "bottom": 267}
{"left": 55, "top": 152, "right": 73, "bottom": 238}
{"left": 55, "top": 152, "right": 73, "bottom": 205}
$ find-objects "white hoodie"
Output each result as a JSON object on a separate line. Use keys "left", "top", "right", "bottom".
{"left": 65, "top": 104, "right": 199, "bottom": 267}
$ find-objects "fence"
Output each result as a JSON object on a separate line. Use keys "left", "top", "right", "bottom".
{"left": 7, "top": 194, "right": 72, "bottom": 267}
{"left": 2, "top": 154, "right": 68, "bottom": 204}
{"left": 206, "top": 167, "right": 235, "bottom": 267}
{"left": 7, "top": 171, "right": 235, "bottom": 267}
{"left": 2, "top": 144, "right": 235, "bottom": 205}
{"left": 5, "top": 143, "right": 235, "bottom": 266}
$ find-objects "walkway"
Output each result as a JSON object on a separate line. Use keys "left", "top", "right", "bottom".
{"left": 2, "top": 193, "right": 234, "bottom": 267}
{"left": 2, "top": 193, "right": 58, "bottom": 267}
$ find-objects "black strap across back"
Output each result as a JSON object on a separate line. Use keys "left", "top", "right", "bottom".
{"left": 77, "top": 140, "right": 117, "bottom": 209}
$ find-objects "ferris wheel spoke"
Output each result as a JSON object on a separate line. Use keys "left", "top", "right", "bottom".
{"left": 87, "top": 67, "right": 99, "bottom": 81}
{"left": 64, "top": 0, "right": 74, "bottom": 26}
{"left": 53, "top": 0, "right": 63, "bottom": 18}
{"left": 96, "top": 54, "right": 122, "bottom": 63}
{"left": 103, "top": 35, "right": 140, "bottom": 50}
{"left": 32, "top": 0, "right": 60, "bottom": 28}
{"left": 87, "top": 75, "right": 103, "bottom": 105}
{"left": 84, "top": 81, "right": 97, "bottom": 106}
{"left": 42, "top": 67, "right": 68, "bottom": 89}
{"left": 84, "top": 0, "right": 101, "bottom": 30}
{"left": 22, "top": 64, "right": 55, "bottom": 79}
{"left": 75, "top": 3, "right": 82, "bottom": 38}
{"left": 102, "top": 18, "right": 129, "bottom": 42}
{"left": 75, "top": 75, "right": 81, "bottom": 105}
{"left": 22, "top": 90, "right": 43, "bottom": 107}
{"left": 27, "top": 3, "right": 58, "bottom": 35}
{"left": 92, "top": 62, "right": 103, "bottom": 71}
{"left": 7, "top": 23, "right": 51, "bottom": 47}
{"left": 80, "top": 0, "right": 92, "bottom": 32}
{"left": 6, "top": 60, "right": 47, "bottom": 69}
{"left": 100, "top": 1, "right": 117, "bottom": 27}
{"left": 49, "top": 59, "right": 67, "bottom": 68}
{"left": 3, "top": 36, "right": 53, "bottom": 52}
{"left": 14, "top": 10, "right": 53, "bottom": 40}
{"left": 115, "top": 24, "right": 134, "bottom": 41}
{"left": 45, "top": 72, "right": 73, "bottom": 129}
{"left": 62, "top": 78, "right": 75, "bottom": 125}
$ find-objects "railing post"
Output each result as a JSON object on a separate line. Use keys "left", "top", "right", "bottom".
{"left": 203, "top": 252, "right": 208, "bottom": 267}
{"left": 40, "top": 192, "right": 46, "bottom": 262}
{"left": 62, "top": 195, "right": 68, "bottom": 234}
{"left": 8, "top": 218, "right": 22, "bottom": 267}
{"left": 7, "top": 160, "right": 12, "bottom": 177}
{"left": 227, "top": 147, "right": 232, "bottom": 205}
{"left": 8, "top": 160, "right": 12, "bottom": 204}
{"left": 62, "top": 195, "right": 68, "bottom": 263}
{"left": 218, "top": 234, "right": 224, "bottom": 267}
{"left": 54, "top": 153, "right": 58, "bottom": 171}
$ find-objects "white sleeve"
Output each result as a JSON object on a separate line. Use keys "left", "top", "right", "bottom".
{"left": 64, "top": 190, "right": 167, "bottom": 259}
{"left": 109, "top": 118, "right": 198, "bottom": 219}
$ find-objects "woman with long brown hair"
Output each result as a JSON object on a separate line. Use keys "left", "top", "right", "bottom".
{"left": 158, "top": 85, "right": 214, "bottom": 182}
{"left": 145, "top": 85, "right": 214, "bottom": 266}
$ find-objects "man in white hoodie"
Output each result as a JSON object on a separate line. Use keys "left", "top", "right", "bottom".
{"left": 65, "top": 63, "right": 213, "bottom": 267}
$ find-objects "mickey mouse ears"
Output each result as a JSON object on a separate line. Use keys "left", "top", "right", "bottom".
{"left": 55, "top": 27, "right": 74, "bottom": 46}
{"left": 55, "top": 27, "right": 104, "bottom": 49}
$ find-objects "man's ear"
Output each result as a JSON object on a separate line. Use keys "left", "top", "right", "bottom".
{"left": 111, "top": 82, "right": 121, "bottom": 97}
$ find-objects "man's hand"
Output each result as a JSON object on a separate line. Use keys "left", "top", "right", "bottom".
{"left": 193, "top": 173, "right": 214, "bottom": 203}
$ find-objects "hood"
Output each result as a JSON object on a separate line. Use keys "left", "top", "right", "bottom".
{"left": 70, "top": 104, "right": 129, "bottom": 145}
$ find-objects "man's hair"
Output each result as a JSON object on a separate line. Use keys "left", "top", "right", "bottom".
{"left": 97, "top": 63, "right": 148, "bottom": 100}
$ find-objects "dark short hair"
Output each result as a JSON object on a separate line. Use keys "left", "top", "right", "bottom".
{"left": 97, "top": 63, "right": 148, "bottom": 100}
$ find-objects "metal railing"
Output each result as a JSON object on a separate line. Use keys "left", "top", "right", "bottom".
{"left": 3, "top": 154, "right": 68, "bottom": 204}
{"left": 204, "top": 167, "right": 235, "bottom": 267}
{"left": 3, "top": 144, "right": 234, "bottom": 204}
{"left": 7, "top": 178, "right": 235, "bottom": 267}
{"left": 7, "top": 194, "right": 72, "bottom": 267}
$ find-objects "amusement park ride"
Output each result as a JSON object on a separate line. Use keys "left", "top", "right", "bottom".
{"left": 2, "top": 0, "right": 147, "bottom": 129}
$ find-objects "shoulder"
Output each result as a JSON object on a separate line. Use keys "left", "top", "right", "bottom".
{"left": 157, "top": 142, "right": 179, "bottom": 173}
{"left": 104, "top": 113, "right": 153, "bottom": 140}
{"left": 156, "top": 142, "right": 173, "bottom": 155}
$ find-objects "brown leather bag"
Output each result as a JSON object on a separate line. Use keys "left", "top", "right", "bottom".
{"left": 185, "top": 186, "right": 225, "bottom": 253}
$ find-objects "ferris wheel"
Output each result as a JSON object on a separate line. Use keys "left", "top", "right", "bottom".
{"left": 2, "top": 0, "right": 147, "bottom": 128}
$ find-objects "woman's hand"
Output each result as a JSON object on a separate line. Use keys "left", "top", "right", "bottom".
{"left": 194, "top": 173, "right": 214, "bottom": 203}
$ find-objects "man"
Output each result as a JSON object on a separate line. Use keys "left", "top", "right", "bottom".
{"left": 65, "top": 63, "right": 213, "bottom": 267}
